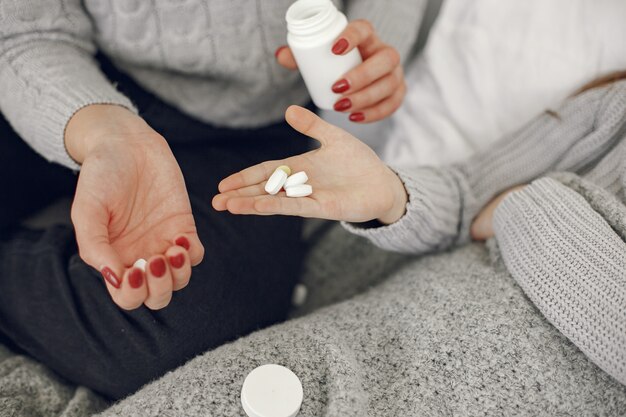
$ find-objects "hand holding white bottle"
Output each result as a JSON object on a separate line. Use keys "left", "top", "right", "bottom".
{"left": 277, "top": 0, "right": 406, "bottom": 123}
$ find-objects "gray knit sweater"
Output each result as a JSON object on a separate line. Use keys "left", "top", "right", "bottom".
{"left": 345, "top": 81, "right": 626, "bottom": 385}
{"left": 0, "top": 0, "right": 425, "bottom": 170}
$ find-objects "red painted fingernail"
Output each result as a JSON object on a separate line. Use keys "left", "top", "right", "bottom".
{"left": 101, "top": 267, "right": 121, "bottom": 289}
{"left": 332, "top": 79, "right": 350, "bottom": 94}
{"left": 332, "top": 38, "right": 349, "bottom": 55}
{"left": 169, "top": 253, "right": 185, "bottom": 269}
{"left": 175, "top": 236, "right": 190, "bottom": 251}
{"left": 349, "top": 112, "right": 365, "bottom": 122}
{"left": 129, "top": 267, "right": 144, "bottom": 289}
{"left": 334, "top": 98, "right": 352, "bottom": 112}
{"left": 275, "top": 45, "right": 287, "bottom": 59}
{"left": 149, "top": 258, "right": 167, "bottom": 278}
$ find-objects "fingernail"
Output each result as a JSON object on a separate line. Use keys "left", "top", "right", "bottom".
{"left": 274, "top": 45, "right": 287, "bottom": 59}
{"left": 332, "top": 79, "right": 350, "bottom": 94}
{"left": 175, "top": 236, "right": 190, "bottom": 251}
{"left": 332, "top": 38, "right": 349, "bottom": 55}
{"left": 129, "top": 267, "right": 144, "bottom": 289}
{"left": 334, "top": 98, "right": 352, "bottom": 112}
{"left": 101, "top": 267, "right": 121, "bottom": 289}
{"left": 149, "top": 258, "right": 167, "bottom": 278}
{"left": 169, "top": 253, "right": 185, "bottom": 269}
{"left": 349, "top": 112, "right": 365, "bottom": 122}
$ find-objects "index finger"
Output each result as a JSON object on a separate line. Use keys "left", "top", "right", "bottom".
{"left": 218, "top": 160, "right": 281, "bottom": 193}
{"left": 333, "top": 19, "right": 381, "bottom": 56}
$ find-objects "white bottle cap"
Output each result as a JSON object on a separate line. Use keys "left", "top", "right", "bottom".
{"left": 241, "top": 364, "right": 303, "bottom": 417}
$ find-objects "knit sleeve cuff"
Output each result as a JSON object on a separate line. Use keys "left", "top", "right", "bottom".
{"left": 46, "top": 83, "right": 137, "bottom": 171}
{"left": 341, "top": 166, "right": 464, "bottom": 254}
{"left": 0, "top": 42, "right": 137, "bottom": 171}
{"left": 493, "top": 177, "right": 626, "bottom": 385}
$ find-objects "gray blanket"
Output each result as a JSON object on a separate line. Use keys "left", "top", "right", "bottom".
{"left": 1, "top": 223, "right": 625, "bottom": 416}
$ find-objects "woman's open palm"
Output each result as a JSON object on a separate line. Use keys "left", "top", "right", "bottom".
{"left": 72, "top": 130, "right": 204, "bottom": 310}
{"left": 213, "top": 106, "right": 407, "bottom": 224}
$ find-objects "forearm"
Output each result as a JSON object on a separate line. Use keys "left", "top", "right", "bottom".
{"left": 343, "top": 82, "right": 626, "bottom": 254}
{"left": 494, "top": 177, "right": 626, "bottom": 385}
{"left": 65, "top": 105, "right": 154, "bottom": 164}
{"left": 0, "top": 1, "right": 136, "bottom": 170}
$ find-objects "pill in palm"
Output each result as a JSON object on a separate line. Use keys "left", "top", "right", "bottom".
{"left": 285, "top": 184, "right": 313, "bottom": 198}
{"left": 284, "top": 171, "right": 308, "bottom": 189}
{"left": 277, "top": 165, "right": 291, "bottom": 176}
{"left": 265, "top": 165, "right": 291, "bottom": 195}
{"left": 133, "top": 258, "right": 147, "bottom": 272}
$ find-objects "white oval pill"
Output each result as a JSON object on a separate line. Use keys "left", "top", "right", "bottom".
{"left": 286, "top": 184, "right": 313, "bottom": 198}
{"left": 241, "top": 364, "right": 303, "bottom": 417}
{"left": 284, "top": 171, "right": 309, "bottom": 189}
{"left": 265, "top": 168, "right": 289, "bottom": 195}
{"left": 133, "top": 258, "right": 147, "bottom": 272}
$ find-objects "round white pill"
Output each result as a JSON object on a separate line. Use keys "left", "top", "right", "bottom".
{"left": 285, "top": 184, "right": 313, "bottom": 198}
{"left": 284, "top": 171, "right": 309, "bottom": 189}
{"left": 241, "top": 364, "right": 303, "bottom": 417}
{"left": 133, "top": 258, "right": 147, "bottom": 272}
{"left": 265, "top": 167, "right": 289, "bottom": 195}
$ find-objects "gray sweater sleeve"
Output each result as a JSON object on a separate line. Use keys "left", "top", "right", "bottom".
{"left": 0, "top": 1, "right": 136, "bottom": 170}
{"left": 344, "top": 81, "right": 626, "bottom": 385}
{"left": 493, "top": 176, "right": 626, "bottom": 385}
{"left": 344, "top": 81, "right": 626, "bottom": 253}
{"left": 343, "top": 0, "right": 428, "bottom": 62}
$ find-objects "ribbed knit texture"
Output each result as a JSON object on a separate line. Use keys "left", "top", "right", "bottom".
{"left": 344, "top": 80, "right": 626, "bottom": 385}
{"left": 0, "top": 0, "right": 426, "bottom": 170}
{"left": 494, "top": 178, "right": 626, "bottom": 385}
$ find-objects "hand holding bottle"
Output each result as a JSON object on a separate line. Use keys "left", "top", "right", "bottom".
{"left": 277, "top": 18, "right": 405, "bottom": 123}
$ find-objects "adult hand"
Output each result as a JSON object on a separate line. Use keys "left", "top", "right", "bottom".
{"left": 213, "top": 105, "right": 408, "bottom": 224}
{"left": 276, "top": 19, "right": 406, "bottom": 123}
{"left": 65, "top": 105, "right": 204, "bottom": 310}
{"left": 470, "top": 186, "right": 527, "bottom": 240}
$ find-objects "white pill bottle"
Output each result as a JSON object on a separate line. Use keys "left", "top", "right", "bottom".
{"left": 286, "top": 0, "right": 362, "bottom": 110}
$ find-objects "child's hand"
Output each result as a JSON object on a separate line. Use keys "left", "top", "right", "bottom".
{"left": 213, "top": 106, "right": 408, "bottom": 224}
{"left": 276, "top": 19, "right": 405, "bottom": 123}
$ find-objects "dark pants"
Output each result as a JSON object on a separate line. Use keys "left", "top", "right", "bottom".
{"left": 0, "top": 56, "right": 310, "bottom": 400}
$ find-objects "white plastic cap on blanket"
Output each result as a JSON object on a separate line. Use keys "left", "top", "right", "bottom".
{"left": 241, "top": 364, "right": 303, "bottom": 417}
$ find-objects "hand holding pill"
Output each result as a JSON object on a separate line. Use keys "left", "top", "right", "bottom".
{"left": 213, "top": 105, "right": 408, "bottom": 224}
{"left": 67, "top": 104, "right": 204, "bottom": 311}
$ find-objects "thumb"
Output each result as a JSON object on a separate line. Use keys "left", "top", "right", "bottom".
{"left": 71, "top": 199, "right": 125, "bottom": 289}
{"left": 285, "top": 105, "right": 350, "bottom": 147}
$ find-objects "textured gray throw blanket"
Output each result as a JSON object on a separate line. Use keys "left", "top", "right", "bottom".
{"left": 1, "top": 225, "right": 626, "bottom": 416}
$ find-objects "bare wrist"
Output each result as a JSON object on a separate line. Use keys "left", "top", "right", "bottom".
{"left": 64, "top": 104, "right": 150, "bottom": 163}
{"left": 378, "top": 169, "right": 408, "bottom": 225}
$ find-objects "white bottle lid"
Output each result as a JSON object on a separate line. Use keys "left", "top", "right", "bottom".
{"left": 241, "top": 364, "right": 303, "bottom": 417}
